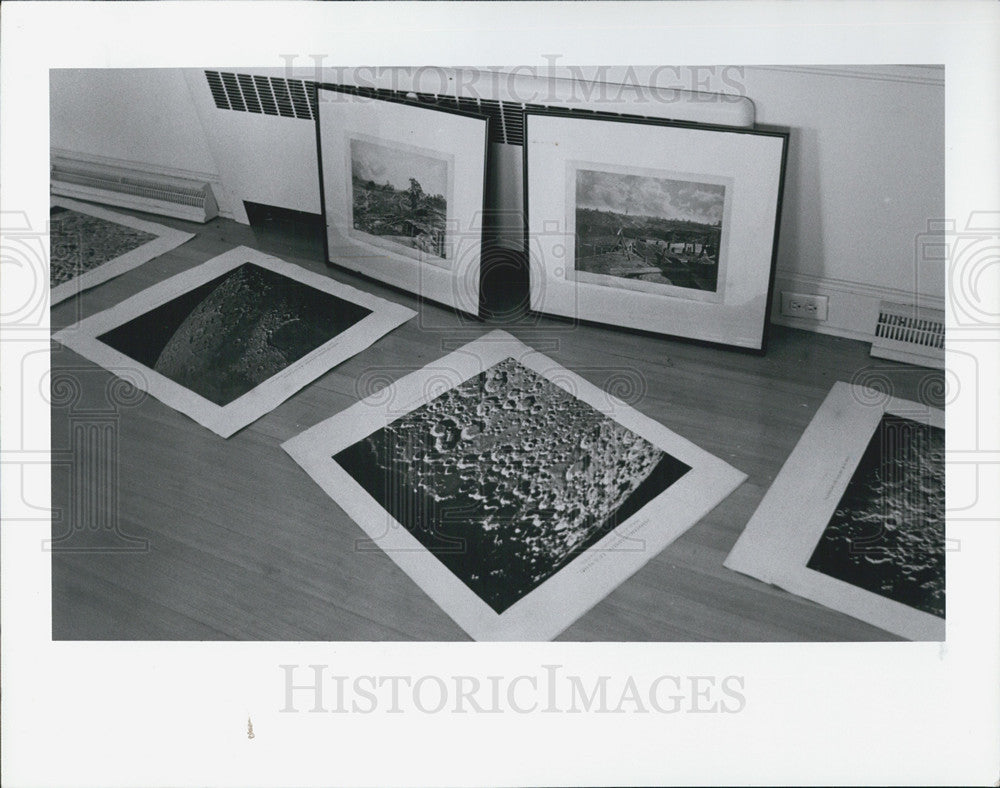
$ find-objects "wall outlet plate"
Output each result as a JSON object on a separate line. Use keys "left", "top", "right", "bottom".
{"left": 780, "top": 291, "right": 829, "bottom": 321}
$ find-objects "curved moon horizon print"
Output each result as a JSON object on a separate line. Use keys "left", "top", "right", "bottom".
{"left": 97, "top": 262, "right": 373, "bottom": 406}
{"left": 334, "top": 357, "right": 692, "bottom": 613}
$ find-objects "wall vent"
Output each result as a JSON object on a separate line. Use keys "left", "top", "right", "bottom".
{"left": 202, "top": 70, "right": 704, "bottom": 146}
{"left": 51, "top": 156, "right": 219, "bottom": 223}
{"left": 205, "top": 70, "right": 318, "bottom": 120}
{"left": 870, "top": 301, "right": 945, "bottom": 369}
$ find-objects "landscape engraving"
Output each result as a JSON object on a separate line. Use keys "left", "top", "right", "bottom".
{"left": 574, "top": 168, "right": 727, "bottom": 294}
{"left": 350, "top": 138, "right": 449, "bottom": 261}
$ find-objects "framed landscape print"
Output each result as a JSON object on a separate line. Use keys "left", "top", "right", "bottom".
{"left": 52, "top": 246, "right": 415, "bottom": 437}
{"left": 316, "top": 85, "right": 489, "bottom": 315}
{"left": 724, "top": 382, "right": 945, "bottom": 640}
{"left": 524, "top": 110, "right": 788, "bottom": 351}
{"left": 49, "top": 197, "right": 194, "bottom": 304}
{"left": 283, "top": 330, "right": 746, "bottom": 641}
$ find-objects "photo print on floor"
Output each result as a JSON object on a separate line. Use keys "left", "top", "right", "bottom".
{"left": 53, "top": 246, "right": 416, "bottom": 437}
{"left": 283, "top": 330, "right": 746, "bottom": 640}
{"left": 49, "top": 197, "right": 195, "bottom": 304}
{"left": 724, "top": 381, "right": 945, "bottom": 640}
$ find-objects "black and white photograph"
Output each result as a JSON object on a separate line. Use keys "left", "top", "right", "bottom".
{"left": 333, "top": 356, "right": 693, "bottom": 614}
{"left": 284, "top": 331, "right": 745, "bottom": 641}
{"left": 4, "top": 5, "right": 996, "bottom": 781}
{"left": 49, "top": 197, "right": 194, "bottom": 304}
{"left": 52, "top": 246, "right": 415, "bottom": 437}
{"left": 572, "top": 166, "right": 727, "bottom": 297}
{"left": 724, "top": 382, "right": 946, "bottom": 640}
{"left": 349, "top": 137, "right": 450, "bottom": 262}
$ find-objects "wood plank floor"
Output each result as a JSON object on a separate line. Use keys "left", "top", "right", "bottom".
{"left": 49, "top": 206, "right": 944, "bottom": 641}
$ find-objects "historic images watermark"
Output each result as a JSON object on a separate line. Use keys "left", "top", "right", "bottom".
{"left": 279, "top": 664, "right": 746, "bottom": 715}
{"left": 285, "top": 58, "right": 751, "bottom": 106}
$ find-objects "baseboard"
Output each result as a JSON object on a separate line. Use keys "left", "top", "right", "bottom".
{"left": 770, "top": 269, "right": 945, "bottom": 345}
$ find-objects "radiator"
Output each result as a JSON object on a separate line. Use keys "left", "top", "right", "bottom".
{"left": 51, "top": 155, "right": 219, "bottom": 223}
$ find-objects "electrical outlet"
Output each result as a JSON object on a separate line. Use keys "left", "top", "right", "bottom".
{"left": 780, "top": 291, "right": 829, "bottom": 321}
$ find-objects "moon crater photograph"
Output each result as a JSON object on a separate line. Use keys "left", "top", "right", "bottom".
{"left": 334, "top": 357, "right": 692, "bottom": 613}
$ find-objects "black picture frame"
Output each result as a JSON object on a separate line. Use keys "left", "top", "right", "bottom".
{"left": 523, "top": 108, "right": 789, "bottom": 352}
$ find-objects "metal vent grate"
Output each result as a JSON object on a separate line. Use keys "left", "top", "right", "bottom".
{"left": 870, "top": 301, "right": 945, "bottom": 369}
{"left": 874, "top": 303, "right": 945, "bottom": 349}
{"left": 203, "top": 71, "right": 663, "bottom": 146}
{"left": 205, "top": 70, "right": 317, "bottom": 120}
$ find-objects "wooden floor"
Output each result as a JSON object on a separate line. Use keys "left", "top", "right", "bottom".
{"left": 50, "top": 207, "right": 944, "bottom": 641}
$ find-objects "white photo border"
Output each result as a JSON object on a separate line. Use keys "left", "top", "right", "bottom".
{"left": 49, "top": 196, "right": 195, "bottom": 305}
{"left": 724, "top": 381, "right": 946, "bottom": 641}
{"left": 52, "top": 245, "right": 416, "bottom": 438}
{"left": 283, "top": 329, "right": 746, "bottom": 641}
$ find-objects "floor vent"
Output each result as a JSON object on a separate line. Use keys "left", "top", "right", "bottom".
{"left": 204, "top": 70, "right": 670, "bottom": 146}
{"left": 51, "top": 156, "right": 219, "bottom": 223}
{"left": 870, "top": 301, "right": 945, "bottom": 368}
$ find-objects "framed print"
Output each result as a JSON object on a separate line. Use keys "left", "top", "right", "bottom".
{"left": 52, "top": 246, "right": 415, "bottom": 438}
{"left": 724, "top": 382, "right": 945, "bottom": 640}
{"left": 316, "top": 85, "right": 489, "bottom": 315}
{"left": 49, "top": 197, "right": 195, "bottom": 304}
{"left": 283, "top": 330, "right": 746, "bottom": 641}
{"left": 524, "top": 110, "right": 788, "bottom": 351}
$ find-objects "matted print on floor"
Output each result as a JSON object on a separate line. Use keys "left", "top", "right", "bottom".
{"left": 724, "top": 381, "right": 945, "bottom": 640}
{"left": 283, "top": 330, "right": 746, "bottom": 640}
{"left": 52, "top": 246, "right": 416, "bottom": 437}
{"left": 49, "top": 197, "right": 195, "bottom": 304}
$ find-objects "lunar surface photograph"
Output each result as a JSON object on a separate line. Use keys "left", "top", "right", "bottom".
{"left": 49, "top": 205, "right": 157, "bottom": 287}
{"left": 97, "top": 262, "right": 373, "bottom": 406}
{"left": 350, "top": 138, "right": 449, "bottom": 260}
{"left": 574, "top": 168, "right": 725, "bottom": 293}
{"left": 334, "top": 357, "right": 692, "bottom": 613}
{"left": 806, "top": 414, "right": 945, "bottom": 618}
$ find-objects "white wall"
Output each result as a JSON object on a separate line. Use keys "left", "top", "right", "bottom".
{"left": 50, "top": 69, "right": 219, "bottom": 177}
{"left": 739, "top": 66, "right": 945, "bottom": 339}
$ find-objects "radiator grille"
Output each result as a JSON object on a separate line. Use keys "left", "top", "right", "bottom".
{"left": 203, "top": 70, "right": 665, "bottom": 146}
{"left": 51, "top": 162, "right": 208, "bottom": 207}
{"left": 51, "top": 156, "right": 218, "bottom": 222}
